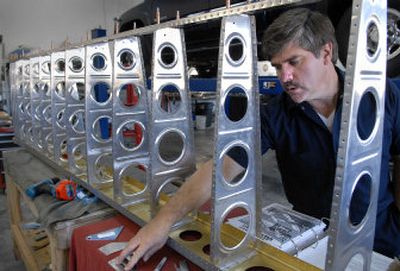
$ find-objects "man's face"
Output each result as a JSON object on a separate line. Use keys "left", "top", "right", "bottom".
{"left": 270, "top": 42, "right": 330, "bottom": 104}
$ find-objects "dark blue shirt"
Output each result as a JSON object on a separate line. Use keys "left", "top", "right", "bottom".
{"left": 230, "top": 72, "right": 400, "bottom": 257}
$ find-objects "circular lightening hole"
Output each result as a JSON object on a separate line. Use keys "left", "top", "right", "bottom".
{"left": 92, "top": 53, "right": 106, "bottom": 70}
{"left": 158, "top": 130, "right": 184, "bottom": 164}
{"left": 60, "top": 139, "right": 68, "bottom": 162}
{"left": 119, "top": 121, "right": 144, "bottom": 150}
{"left": 224, "top": 86, "right": 248, "bottom": 122}
{"left": 56, "top": 109, "right": 65, "bottom": 128}
{"left": 27, "top": 127, "right": 33, "bottom": 142}
{"left": 160, "top": 44, "right": 177, "bottom": 68}
{"left": 349, "top": 173, "right": 372, "bottom": 226}
{"left": 228, "top": 37, "right": 244, "bottom": 63}
{"left": 158, "top": 84, "right": 181, "bottom": 114}
{"left": 121, "top": 163, "right": 147, "bottom": 196}
{"left": 95, "top": 153, "right": 113, "bottom": 182}
{"left": 25, "top": 102, "right": 32, "bottom": 117}
{"left": 92, "top": 82, "right": 111, "bottom": 103}
{"left": 387, "top": 9, "right": 400, "bottom": 59}
{"left": 69, "top": 82, "right": 85, "bottom": 101}
{"left": 24, "top": 82, "right": 30, "bottom": 95}
{"left": 367, "top": 21, "right": 379, "bottom": 58}
{"left": 119, "top": 50, "right": 136, "bottom": 70}
{"left": 220, "top": 206, "right": 249, "bottom": 249}
{"left": 34, "top": 106, "right": 41, "bottom": 121}
{"left": 70, "top": 110, "right": 85, "bottom": 133}
{"left": 119, "top": 83, "right": 141, "bottom": 108}
{"left": 56, "top": 81, "right": 66, "bottom": 98}
{"left": 32, "top": 63, "right": 39, "bottom": 75}
{"left": 19, "top": 102, "right": 25, "bottom": 114}
{"left": 156, "top": 177, "right": 183, "bottom": 208}
{"left": 223, "top": 145, "right": 248, "bottom": 185}
{"left": 345, "top": 253, "right": 364, "bottom": 271}
{"left": 46, "top": 133, "right": 54, "bottom": 154}
{"left": 37, "top": 130, "right": 43, "bottom": 148}
{"left": 33, "top": 83, "right": 40, "bottom": 94}
{"left": 24, "top": 65, "right": 30, "bottom": 76}
{"left": 18, "top": 84, "right": 23, "bottom": 96}
{"left": 41, "top": 61, "right": 51, "bottom": 74}
{"left": 43, "top": 105, "right": 52, "bottom": 123}
{"left": 72, "top": 143, "right": 86, "bottom": 170}
{"left": 93, "top": 116, "right": 112, "bottom": 142}
{"left": 246, "top": 268, "right": 276, "bottom": 271}
{"left": 357, "top": 90, "right": 377, "bottom": 141}
{"left": 55, "top": 59, "right": 65, "bottom": 73}
{"left": 69, "top": 57, "right": 83, "bottom": 72}
{"left": 42, "top": 83, "right": 50, "bottom": 97}
{"left": 179, "top": 230, "right": 202, "bottom": 242}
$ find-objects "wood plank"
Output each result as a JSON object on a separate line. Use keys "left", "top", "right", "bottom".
{"left": 11, "top": 224, "right": 40, "bottom": 271}
{"left": 6, "top": 176, "right": 22, "bottom": 225}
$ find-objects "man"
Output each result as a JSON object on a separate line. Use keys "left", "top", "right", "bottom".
{"left": 118, "top": 8, "right": 400, "bottom": 269}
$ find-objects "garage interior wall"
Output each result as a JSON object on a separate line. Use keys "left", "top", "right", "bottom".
{"left": 0, "top": 0, "right": 141, "bottom": 57}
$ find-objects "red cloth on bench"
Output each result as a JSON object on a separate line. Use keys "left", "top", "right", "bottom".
{"left": 68, "top": 214, "right": 203, "bottom": 271}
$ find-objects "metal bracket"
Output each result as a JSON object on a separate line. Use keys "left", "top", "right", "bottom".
{"left": 30, "top": 57, "right": 43, "bottom": 150}
{"left": 38, "top": 54, "right": 53, "bottom": 158}
{"left": 112, "top": 37, "right": 151, "bottom": 206}
{"left": 85, "top": 42, "right": 114, "bottom": 186}
{"left": 51, "top": 51, "right": 68, "bottom": 166}
{"left": 65, "top": 47, "right": 87, "bottom": 176}
{"left": 149, "top": 27, "right": 196, "bottom": 218}
{"left": 21, "top": 59, "right": 32, "bottom": 143}
{"left": 210, "top": 14, "right": 261, "bottom": 268}
{"left": 10, "top": 61, "right": 22, "bottom": 140}
{"left": 326, "top": 0, "right": 387, "bottom": 270}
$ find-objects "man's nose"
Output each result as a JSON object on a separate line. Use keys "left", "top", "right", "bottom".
{"left": 280, "top": 66, "right": 293, "bottom": 83}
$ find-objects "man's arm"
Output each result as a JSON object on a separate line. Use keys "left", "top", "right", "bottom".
{"left": 118, "top": 156, "right": 244, "bottom": 270}
{"left": 393, "top": 155, "right": 400, "bottom": 210}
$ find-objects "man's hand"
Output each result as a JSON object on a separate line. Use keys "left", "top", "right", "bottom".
{"left": 115, "top": 157, "right": 243, "bottom": 270}
{"left": 116, "top": 217, "right": 169, "bottom": 270}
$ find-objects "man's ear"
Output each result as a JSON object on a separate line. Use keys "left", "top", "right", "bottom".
{"left": 321, "top": 42, "right": 334, "bottom": 64}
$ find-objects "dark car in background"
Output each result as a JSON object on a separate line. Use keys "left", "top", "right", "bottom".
{"left": 118, "top": 0, "right": 400, "bottom": 78}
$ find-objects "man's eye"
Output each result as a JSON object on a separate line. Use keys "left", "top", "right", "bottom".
{"left": 289, "top": 59, "right": 299, "bottom": 66}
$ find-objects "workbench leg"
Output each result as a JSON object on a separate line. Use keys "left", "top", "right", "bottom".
{"left": 11, "top": 224, "right": 40, "bottom": 271}
{"left": 6, "top": 174, "right": 22, "bottom": 260}
{"left": 47, "top": 229, "right": 69, "bottom": 271}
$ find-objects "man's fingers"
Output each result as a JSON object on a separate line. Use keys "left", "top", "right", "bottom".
{"left": 117, "top": 238, "right": 139, "bottom": 264}
{"left": 124, "top": 247, "right": 145, "bottom": 271}
{"left": 142, "top": 245, "right": 160, "bottom": 262}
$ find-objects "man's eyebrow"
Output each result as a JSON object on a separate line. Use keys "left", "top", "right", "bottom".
{"left": 272, "top": 55, "right": 300, "bottom": 67}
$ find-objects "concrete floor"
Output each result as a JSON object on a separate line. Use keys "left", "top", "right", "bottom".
{"left": 0, "top": 127, "right": 287, "bottom": 271}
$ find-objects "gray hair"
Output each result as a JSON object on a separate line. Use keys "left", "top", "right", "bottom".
{"left": 262, "top": 8, "right": 338, "bottom": 63}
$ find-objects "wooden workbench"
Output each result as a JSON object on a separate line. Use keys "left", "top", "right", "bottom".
{"left": 4, "top": 148, "right": 115, "bottom": 271}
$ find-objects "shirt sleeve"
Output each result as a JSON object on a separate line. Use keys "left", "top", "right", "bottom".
{"left": 388, "top": 79, "right": 400, "bottom": 156}
{"left": 260, "top": 103, "right": 273, "bottom": 154}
